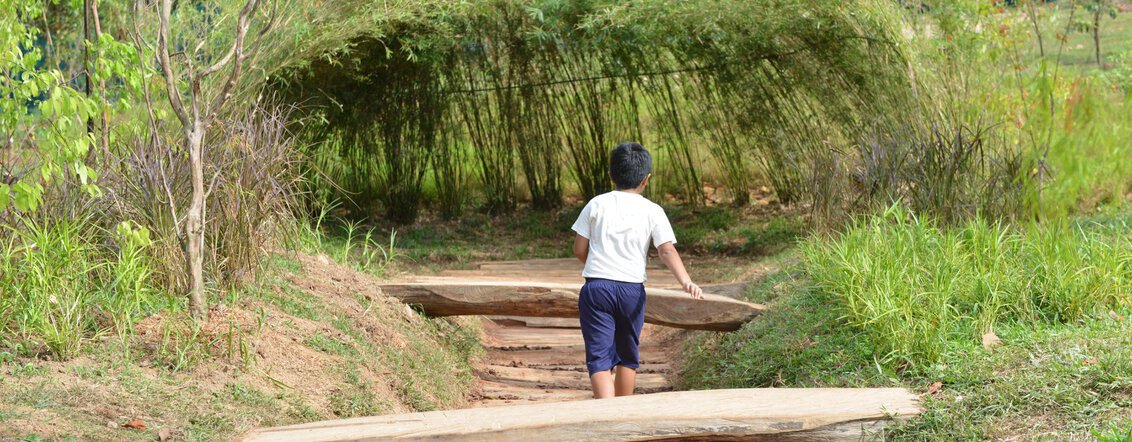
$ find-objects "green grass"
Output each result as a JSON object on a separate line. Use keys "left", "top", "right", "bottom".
{"left": 1006, "top": 6, "right": 1132, "bottom": 216}
{"left": 0, "top": 248, "right": 487, "bottom": 440}
{"left": 304, "top": 333, "right": 356, "bottom": 357}
{"left": 1044, "top": 82, "right": 1132, "bottom": 216}
{"left": 1021, "top": 6, "right": 1132, "bottom": 71}
{"left": 1095, "top": 422, "right": 1132, "bottom": 441}
{"left": 328, "top": 365, "right": 387, "bottom": 418}
{"left": 259, "top": 282, "right": 326, "bottom": 321}
{"left": 0, "top": 217, "right": 170, "bottom": 360}
{"left": 680, "top": 207, "right": 1132, "bottom": 439}
{"left": 803, "top": 205, "right": 1131, "bottom": 369}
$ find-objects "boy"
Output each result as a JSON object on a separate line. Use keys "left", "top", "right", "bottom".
{"left": 570, "top": 142, "right": 703, "bottom": 399}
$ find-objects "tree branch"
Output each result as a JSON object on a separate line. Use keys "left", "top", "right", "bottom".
{"left": 153, "top": 0, "right": 190, "bottom": 127}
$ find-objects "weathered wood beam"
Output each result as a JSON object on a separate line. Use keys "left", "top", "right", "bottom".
{"left": 380, "top": 280, "right": 766, "bottom": 331}
{"left": 476, "top": 365, "right": 670, "bottom": 392}
{"left": 242, "top": 388, "right": 921, "bottom": 442}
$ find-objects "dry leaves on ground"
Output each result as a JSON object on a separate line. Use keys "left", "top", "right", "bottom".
{"left": 122, "top": 419, "right": 146, "bottom": 430}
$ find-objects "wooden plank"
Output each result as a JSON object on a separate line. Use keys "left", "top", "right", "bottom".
{"left": 380, "top": 280, "right": 765, "bottom": 331}
{"left": 242, "top": 388, "right": 921, "bottom": 442}
{"left": 460, "top": 258, "right": 682, "bottom": 289}
{"left": 475, "top": 365, "right": 670, "bottom": 391}
{"left": 476, "top": 381, "right": 592, "bottom": 403}
{"left": 484, "top": 327, "right": 584, "bottom": 347}
{"left": 485, "top": 345, "right": 669, "bottom": 366}
{"left": 486, "top": 316, "right": 581, "bottom": 329}
{"left": 529, "top": 363, "right": 671, "bottom": 374}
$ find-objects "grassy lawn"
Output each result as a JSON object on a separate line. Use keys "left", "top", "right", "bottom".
{"left": 1021, "top": 4, "right": 1132, "bottom": 70}
{"left": 677, "top": 206, "right": 1132, "bottom": 440}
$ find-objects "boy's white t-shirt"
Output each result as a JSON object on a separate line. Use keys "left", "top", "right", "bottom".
{"left": 571, "top": 191, "right": 677, "bottom": 283}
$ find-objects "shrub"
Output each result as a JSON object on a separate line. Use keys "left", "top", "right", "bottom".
{"left": 102, "top": 101, "right": 303, "bottom": 293}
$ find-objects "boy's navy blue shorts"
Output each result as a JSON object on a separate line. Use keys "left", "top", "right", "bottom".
{"left": 578, "top": 278, "right": 646, "bottom": 375}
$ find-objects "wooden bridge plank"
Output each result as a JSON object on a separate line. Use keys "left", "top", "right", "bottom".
{"left": 487, "top": 315, "right": 582, "bottom": 328}
{"left": 380, "top": 280, "right": 766, "bottom": 331}
{"left": 485, "top": 345, "right": 669, "bottom": 366}
{"left": 476, "top": 365, "right": 671, "bottom": 392}
{"left": 242, "top": 388, "right": 921, "bottom": 442}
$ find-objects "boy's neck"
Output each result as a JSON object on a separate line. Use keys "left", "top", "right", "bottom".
{"left": 615, "top": 188, "right": 644, "bottom": 195}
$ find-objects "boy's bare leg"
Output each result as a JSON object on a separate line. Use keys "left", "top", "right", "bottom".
{"left": 590, "top": 370, "right": 615, "bottom": 399}
{"left": 614, "top": 365, "right": 636, "bottom": 396}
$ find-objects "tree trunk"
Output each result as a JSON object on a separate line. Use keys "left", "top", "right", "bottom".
{"left": 1094, "top": 10, "right": 1103, "bottom": 66}
{"left": 186, "top": 122, "right": 207, "bottom": 319}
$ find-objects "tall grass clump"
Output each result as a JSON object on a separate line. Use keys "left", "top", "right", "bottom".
{"left": 0, "top": 216, "right": 164, "bottom": 359}
{"left": 819, "top": 115, "right": 1047, "bottom": 225}
{"left": 803, "top": 205, "right": 1132, "bottom": 370}
{"left": 104, "top": 101, "right": 304, "bottom": 293}
{"left": 901, "top": 1, "right": 1132, "bottom": 218}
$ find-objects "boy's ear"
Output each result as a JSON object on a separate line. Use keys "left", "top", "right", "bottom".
{"left": 639, "top": 173, "right": 652, "bottom": 189}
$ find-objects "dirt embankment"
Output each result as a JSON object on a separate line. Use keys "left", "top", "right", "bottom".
{"left": 0, "top": 253, "right": 482, "bottom": 441}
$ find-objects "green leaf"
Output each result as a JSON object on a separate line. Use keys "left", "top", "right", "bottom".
{"left": 13, "top": 182, "right": 41, "bottom": 212}
{"left": 75, "top": 162, "right": 90, "bottom": 185}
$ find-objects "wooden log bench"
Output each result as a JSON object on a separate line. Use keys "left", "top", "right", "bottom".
{"left": 243, "top": 388, "right": 921, "bottom": 441}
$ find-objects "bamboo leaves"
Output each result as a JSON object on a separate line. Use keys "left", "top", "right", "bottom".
{"left": 280, "top": 0, "right": 916, "bottom": 218}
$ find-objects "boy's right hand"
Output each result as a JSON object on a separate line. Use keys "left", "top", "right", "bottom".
{"left": 683, "top": 281, "right": 704, "bottom": 299}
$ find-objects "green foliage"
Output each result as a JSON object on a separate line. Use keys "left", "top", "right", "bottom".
{"left": 677, "top": 270, "right": 887, "bottom": 390}
{"left": 1106, "top": 51, "right": 1132, "bottom": 90}
{"left": 1040, "top": 78, "right": 1132, "bottom": 216}
{"left": 1095, "top": 422, "right": 1132, "bottom": 442}
{"left": 909, "top": 2, "right": 1132, "bottom": 217}
{"left": 304, "top": 333, "right": 355, "bottom": 357}
{"left": 682, "top": 247, "right": 1132, "bottom": 440}
{"left": 0, "top": 0, "right": 150, "bottom": 214}
{"left": 280, "top": 0, "right": 916, "bottom": 220}
{"left": 153, "top": 315, "right": 210, "bottom": 371}
{"left": 0, "top": 216, "right": 166, "bottom": 360}
{"left": 802, "top": 204, "right": 1132, "bottom": 369}
{"left": 107, "top": 222, "right": 157, "bottom": 338}
{"left": 328, "top": 366, "right": 386, "bottom": 418}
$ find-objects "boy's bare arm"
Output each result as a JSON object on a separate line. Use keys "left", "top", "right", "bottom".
{"left": 657, "top": 242, "right": 703, "bottom": 299}
{"left": 573, "top": 235, "right": 589, "bottom": 264}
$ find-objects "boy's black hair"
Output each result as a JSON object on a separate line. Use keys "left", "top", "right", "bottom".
{"left": 610, "top": 142, "right": 652, "bottom": 190}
